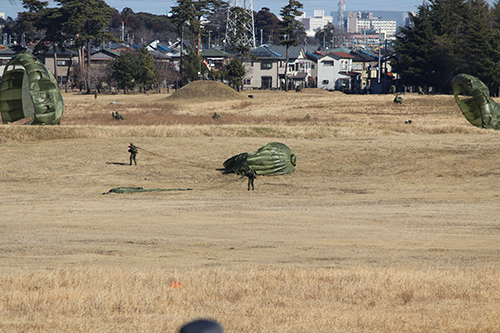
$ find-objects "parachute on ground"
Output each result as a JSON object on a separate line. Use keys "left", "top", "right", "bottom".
{"left": 0, "top": 51, "right": 64, "bottom": 125}
{"left": 452, "top": 74, "right": 500, "bottom": 130}
{"left": 222, "top": 142, "right": 296, "bottom": 176}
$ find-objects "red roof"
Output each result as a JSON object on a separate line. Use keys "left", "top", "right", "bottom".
{"left": 332, "top": 52, "right": 354, "bottom": 59}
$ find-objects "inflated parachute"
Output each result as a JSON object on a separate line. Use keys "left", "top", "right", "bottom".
{"left": 452, "top": 74, "right": 500, "bottom": 130}
{"left": 223, "top": 142, "right": 296, "bottom": 176}
{"left": 0, "top": 51, "right": 64, "bottom": 125}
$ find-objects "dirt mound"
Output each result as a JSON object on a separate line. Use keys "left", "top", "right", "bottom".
{"left": 166, "top": 80, "right": 244, "bottom": 101}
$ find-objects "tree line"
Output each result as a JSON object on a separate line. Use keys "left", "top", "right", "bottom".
{"left": 392, "top": 0, "right": 500, "bottom": 94}
{"left": 2, "top": 1, "right": 306, "bottom": 93}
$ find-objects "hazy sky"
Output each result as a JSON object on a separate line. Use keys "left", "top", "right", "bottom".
{"left": 2, "top": 0, "right": 497, "bottom": 20}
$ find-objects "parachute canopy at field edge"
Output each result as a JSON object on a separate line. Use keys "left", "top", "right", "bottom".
{"left": 452, "top": 74, "right": 500, "bottom": 130}
{"left": 223, "top": 142, "right": 296, "bottom": 176}
{"left": 0, "top": 51, "right": 64, "bottom": 125}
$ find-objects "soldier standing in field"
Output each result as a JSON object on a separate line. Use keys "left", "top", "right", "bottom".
{"left": 128, "top": 143, "right": 138, "bottom": 165}
{"left": 242, "top": 168, "right": 257, "bottom": 191}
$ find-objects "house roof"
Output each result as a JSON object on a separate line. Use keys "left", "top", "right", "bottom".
{"left": 251, "top": 45, "right": 284, "bottom": 60}
{"left": 360, "top": 50, "right": 381, "bottom": 60}
{"left": 265, "top": 44, "right": 304, "bottom": 60}
{"left": 331, "top": 52, "right": 354, "bottom": 59}
{"left": 201, "top": 48, "right": 232, "bottom": 58}
{"left": 350, "top": 51, "right": 377, "bottom": 62}
{"left": 0, "top": 47, "right": 18, "bottom": 57}
{"left": 90, "top": 49, "right": 120, "bottom": 61}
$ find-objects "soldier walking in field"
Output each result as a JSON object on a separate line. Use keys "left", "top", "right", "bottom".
{"left": 242, "top": 168, "right": 257, "bottom": 191}
{"left": 128, "top": 143, "right": 138, "bottom": 165}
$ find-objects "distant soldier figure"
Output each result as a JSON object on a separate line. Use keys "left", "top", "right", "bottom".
{"left": 94, "top": 90, "right": 98, "bottom": 99}
{"left": 128, "top": 143, "right": 138, "bottom": 165}
{"left": 418, "top": 86, "right": 424, "bottom": 95}
{"left": 242, "top": 168, "right": 257, "bottom": 191}
{"left": 212, "top": 112, "right": 221, "bottom": 120}
{"left": 113, "top": 111, "right": 125, "bottom": 120}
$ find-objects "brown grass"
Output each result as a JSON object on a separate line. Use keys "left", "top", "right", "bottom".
{"left": 2, "top": 266, "right": 499, "bottom": 332}
{"left": 1, "top": 85, "right": 500, "bottom": 332}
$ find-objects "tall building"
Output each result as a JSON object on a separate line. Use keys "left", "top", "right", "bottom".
{"left": 346, "top": 11, "right": 397, "bottom": 39}
{"left": 301, "top": 10, "right": 333, "bottom": 37}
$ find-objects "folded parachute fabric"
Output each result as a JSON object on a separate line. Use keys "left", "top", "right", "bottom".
{"left": 452, "top": 74, "right": 500, "bottom": 130}
{"left": 222, "top": 142, "right": 296, "bottom": 176}
{"left": 104, "top": 187, "right": 193, "bottom": 194}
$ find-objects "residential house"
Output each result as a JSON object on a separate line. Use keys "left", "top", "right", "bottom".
{"left": 350, "top": 50, "right": 379, "bottom": 92}
{"left": 242, "top": 44, "right": 284, "bottom": 89}
{"left": 306, "top": 50, "right": 354, "bottom": 91}
{"left": 330, "top": 51, "right": 356, "bottom": 91}
{"left": 242, "top": 44, "right": 314, "bottom": 90}
{"left": 39, "top": 47, "right": 80, "bottom": 86}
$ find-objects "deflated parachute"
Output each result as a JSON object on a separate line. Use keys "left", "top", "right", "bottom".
{"left": 0, "top": 51, "right": 64, "bottom": 125}
{"left": 452, "top": 74, "right": 500, "bottom": 130}
{"left": 223, "top": 142, "right": 296, "bottom": 176}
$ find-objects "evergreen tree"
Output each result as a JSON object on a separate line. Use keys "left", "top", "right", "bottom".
{"left": 170, "top": 0, "right": 196, "bottom": 78}
{"left": 111, "top": 50, "right": 140, "bottom": 94}
{"left": 254, "top": 7, "right": 281, "bottom": 45}
{"left": 459, "top": 0, "right": 500, "bottom": 92}
{"left": 136, "top": 46, "right": 157, "bottom": 93}
{"left": 192, "top": 0, "right": 224, "bottom": 54}
{"left": 57, "top": 0, "right": 116, "bottom": 92}
{"left": 393, "top": 0, "right": 500, "bottom": 93}
{"left": 225, "top": 59, "right": 245, "bottom": 91}
{"left": 181, "top": 46, "right": 206, "bottom": 84}
{"left": 278, "top": 0, "right": 303, "bottom": 92}
{"left": 315, "top": 22, "right": 335, "bottom": 49}
{"left": 393, "top": 2, "right": 457, "bottom": 92}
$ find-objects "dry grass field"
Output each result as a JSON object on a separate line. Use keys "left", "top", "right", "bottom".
{"left": 1, "top": 83, "right": 500, "bottom": 332}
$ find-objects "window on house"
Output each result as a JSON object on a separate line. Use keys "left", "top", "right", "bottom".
{"left": 261, "top": 62, "right": 272, "bottom": 70}
{"left": 244, "top": 78, "right": 252, "bottom": 85}
{"left": 57, "top": 60, "right": 68, "bottom": 66}
{"left": 312, "top": 64, "right": 315, "bottom": 70}
{"left": 322, "top": 60, "right": 334, "bottom": 66}
{"left": 322, "top": 80, "right": 329, "bottom": 84}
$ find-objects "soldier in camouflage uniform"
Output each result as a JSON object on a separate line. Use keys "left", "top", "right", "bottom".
{"left": 128, "top": 143, "right": 138, "bottom": 165}
{"left": 241, "top": 167, "right": 257, "bottom": 191}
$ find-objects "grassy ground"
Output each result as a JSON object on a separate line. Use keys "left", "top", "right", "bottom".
{"left": 1, "top": 86, "right": 499, "bottom": 332}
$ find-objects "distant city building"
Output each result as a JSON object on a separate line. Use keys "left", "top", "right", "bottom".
{"left": 301, "top": 10, "right": 333, "bottom": 37}
{"left": 0, "top": 12, "right": 5, "bottom": 20}
{"left": 346, "top": 11, "right": 397, "bottom": 39}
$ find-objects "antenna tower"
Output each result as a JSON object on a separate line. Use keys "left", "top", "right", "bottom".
{"left": 225, "top": 0, "right": 256, "bottom": 49}
{"left": 337, "top": 0, "right": 345, "bottom": 30}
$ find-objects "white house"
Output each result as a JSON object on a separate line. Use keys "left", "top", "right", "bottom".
{"left": 306, "top": 50, "right": 353, "bottom": 91}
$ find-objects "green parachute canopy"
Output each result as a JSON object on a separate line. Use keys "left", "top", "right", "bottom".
{"left": 452, "top": 74, "right": 500, "bottom": 130}
{"left": 223, "top": 142, "right": 297, "bottom": 176}
{"left": 0, "top": 51, "right": 64, "bottom": 125}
